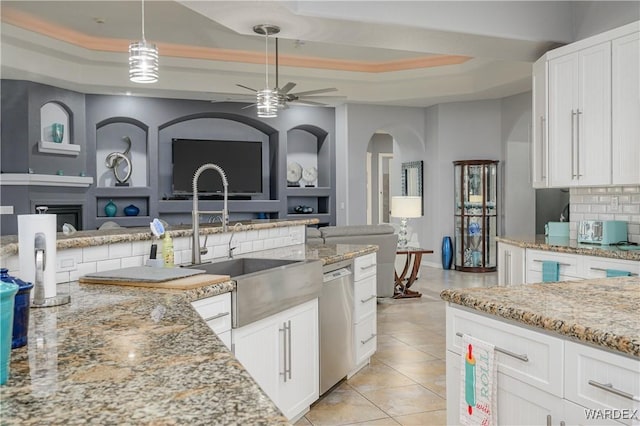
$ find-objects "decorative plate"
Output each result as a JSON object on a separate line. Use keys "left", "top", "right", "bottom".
{"left": 302, "top": 166, "right": 318, "bottom": 184}
{"left": 287, "top": 162, "right": 302, "bottom": 184}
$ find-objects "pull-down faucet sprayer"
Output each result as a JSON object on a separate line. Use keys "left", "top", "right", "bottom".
{"left": 192, "top": 164, "right": 229, "bottom": 265}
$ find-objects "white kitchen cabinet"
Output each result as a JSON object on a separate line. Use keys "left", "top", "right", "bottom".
{"left": 497, "top": 242, "right": 525, "bottom": 286}
{"left": 532, "top": 56, "right": 548, "bottom": 188}
{"left": 233, "top": 299, "right": 319, "bottom": 421}
{"left": 191, "top": 292, "right": 232, "bottom": 350}
{"left": 612, "top": 32, "right": 640, "bottom": 185}
{"left": 446, "top": 305, "right": 640, "bottom": 426}
{"left": 548, "top": 42, "right": 611, "bottom": 187}
{"left": 350, "top": 253, "right": 377, "bottom": 375}
{"left": 526, "top": 249, "right": 583, "bottom": 283}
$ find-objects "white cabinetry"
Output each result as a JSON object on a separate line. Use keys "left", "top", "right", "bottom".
{"left": 497, "top": 242, "right": 525, "bottom": 286}
{"left": 612, "top": 31, "right": 640, "bottom": 185}
{"left": 548, "top": 42, "right": 611, "bottom": 187}
{"left": 233, "top": 299, "right": 319, "bottom": 421}
{"left": 446, "top": 305, "right": 640, "bottom": 426}
{"left": 351, "top": 253, "right": 377, "bottom": 374}
{"left": 191, "top": 292, "right": 232, "bottom": 349}
{"left": 532, "top": 56, "right": 548, "bottom": 188}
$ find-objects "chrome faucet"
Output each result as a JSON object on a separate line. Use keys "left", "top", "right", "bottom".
{"left": 192, "top": 164, "right": 229, "bottom": 265}
{"left": 227, "top": 222, "right": 243, "bottom": 259}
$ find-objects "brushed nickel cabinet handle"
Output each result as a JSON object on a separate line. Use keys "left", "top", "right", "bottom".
{"left": 361, "top": 333, "right": 377, "bottom": 345}
{"left": 576, "top": 109, "right": 583, "bottom": 177}
{"left": 360, "top": 264, "right": 376, "bottom": 271}
{"left": 571, "top": 110, "right": 577, "bottom": 178}
{"left": 541, "top": 116, "right": 546, "bottom": 179}
{"left": 533, "top": 259, "right": 571, "bottom": 267}
{"left": 203, "top": 311, "right": 230, "bottom": 322}
{"left": 456, "top": 332, "right": 529, "bottom": 362}
{"left": 360, "top": 295, "right": 376, "bottom": 303}
{"left": 547, "top": 414, "right": 552, "bottom": 426}
{"left": 588, "top": 380, "right": 640, "bottom": 402}
{"left": 590, "top": 267, "right": 637, "bottom": 276}
{"left": 287, "top": 320, "right": 292, "bottom": 380}
{"left": 279, "top": 322, "right": 288, "bottom": 383}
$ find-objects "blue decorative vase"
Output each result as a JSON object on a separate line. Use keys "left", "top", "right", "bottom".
{"left": 0, "top": 269, "right": 33, "bottom": 349}
{"left": 123, "top": 204, "right": 140, "bottom": 216}
{"left": 441, "top": 236, "right": 453, "bottom": 270}
{"left": 104, "top": 200, "right": 117, "bottom": 217}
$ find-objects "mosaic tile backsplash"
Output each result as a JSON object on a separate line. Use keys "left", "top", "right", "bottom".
{"left": 570, "top": 185, "right": 640, "bottom": 243}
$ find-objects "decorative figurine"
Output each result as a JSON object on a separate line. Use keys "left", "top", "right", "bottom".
{"left": 105, "top": 136, "right": 133, "bottom": 186}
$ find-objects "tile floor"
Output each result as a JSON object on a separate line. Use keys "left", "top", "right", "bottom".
{"left": 296, "top": 266, "right": 497, "bottom": 426}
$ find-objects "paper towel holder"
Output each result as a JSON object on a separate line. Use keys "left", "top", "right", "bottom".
{"left": 31, "top": 231, "right": 70, "bottom": 308}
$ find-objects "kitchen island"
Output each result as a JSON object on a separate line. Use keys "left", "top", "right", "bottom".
{"left": 0, "top": 243, "right": 377, "bottom": 425}
{"left": 441, "top": 277, "right": 640, "bottom": 425}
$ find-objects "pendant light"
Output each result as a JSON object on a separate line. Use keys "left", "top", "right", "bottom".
{"left": 254, "top": 24, "right": 279, "bottom": 118}
{"left": 129, "top": 0, "right": 158, "bottom": 83}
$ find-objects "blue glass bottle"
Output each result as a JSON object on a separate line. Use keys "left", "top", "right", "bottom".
{"left": 0, "top": 269, "right": 33, "bottom": 348}
{"left": 442, "top": 236, "right": 453, "bottom": 270}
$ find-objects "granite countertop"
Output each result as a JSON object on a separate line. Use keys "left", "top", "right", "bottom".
{"left": 0, "top": 218, "right": 318, "bottom": 258}
{"left": 0, "top": 242, "right": 378, "bottom": 424}
{"left": 441, "top": 277, "right": 640, "bottom": 358}
{"left": 497, "top": 235, "right": 640, "bottom": 261}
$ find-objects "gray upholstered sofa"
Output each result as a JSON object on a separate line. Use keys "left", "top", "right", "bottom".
{"left": 306, "top": 224, "right": 398, "bottom": 297}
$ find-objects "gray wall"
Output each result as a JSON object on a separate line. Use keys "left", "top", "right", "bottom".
{"left": 571, "top": 2, "right": 640, "bottom": 40}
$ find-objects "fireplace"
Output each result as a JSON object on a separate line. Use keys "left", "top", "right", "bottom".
{"left": 35, "top": 204, "right": 83, "bottom": 232}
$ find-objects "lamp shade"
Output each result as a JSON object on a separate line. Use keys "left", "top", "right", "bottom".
{"left": 391, "top": 196, "right": 422, "bottom": 218}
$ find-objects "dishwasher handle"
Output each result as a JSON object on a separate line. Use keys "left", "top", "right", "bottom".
{"left": 323, "top": 267, "right": 352, "bottom": 283}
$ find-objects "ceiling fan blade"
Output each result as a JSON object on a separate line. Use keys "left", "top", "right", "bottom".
{"left": 279, "top": 82, "right": 296, "bottom": 94}
{"left": 236, "top": 84, "right": 258, "bottom": 93}
{"left": 290, "top": 88, "right": 338, "bottom": 97}
{"left": 290, "top": 99, "right": 327, "bottom": 107}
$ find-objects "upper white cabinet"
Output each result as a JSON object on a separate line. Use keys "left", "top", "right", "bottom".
{"left": 612, "top": 32, "right": 640, "bottom": 185}
{"left": 536, "top": 20, "right": 639, "bottom": 189}
{"left": 548, "top": 42, "right": 611, "bottom": 187}
{"left": 531, "top": 56, "right": 548, "bottom": 188}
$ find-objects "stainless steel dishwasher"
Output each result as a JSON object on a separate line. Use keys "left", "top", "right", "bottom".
{"left": 319, "top": 259, "right": 354, "bottom": 395}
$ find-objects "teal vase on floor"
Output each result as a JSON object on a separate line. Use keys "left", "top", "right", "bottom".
{"left": 104, "top": 200, "right": 117, "bottom": 217}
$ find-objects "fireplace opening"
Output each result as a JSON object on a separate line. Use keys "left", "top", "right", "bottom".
{"left": 35, "top": 204, "right": 83, "bottom": 232}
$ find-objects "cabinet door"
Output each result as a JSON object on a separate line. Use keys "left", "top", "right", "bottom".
{"left": 548, "top": 53, "right": 578, "bottom": 187}
{"left": 278, "top": 299, "right": 319, "bottom": 421}
{"left": 232, "top": 314, "right": 280, "bottom": 403}
{"left": 612, "top": 32, "right": 640, "bottom": 185}
{"left": 532, "top": 56, "right": 548, "bottom": 188}
{"left": 563, "top": 400, "right": 622, "bottom": 426}
{"left": 498, "top": 242, "right": 525, "bottom": 286}
{"left": 576, "top": 42, "right": 612, "bottom": 186}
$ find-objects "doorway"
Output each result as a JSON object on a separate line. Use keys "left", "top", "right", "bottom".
{"left": 366, "top": 133, "right": 394, "bottom": 224}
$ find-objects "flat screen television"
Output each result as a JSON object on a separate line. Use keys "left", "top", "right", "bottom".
{"left": 172, "top": 138, "right": 263, "bottom": 195}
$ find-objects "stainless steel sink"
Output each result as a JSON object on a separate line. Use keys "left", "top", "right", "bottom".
{"left": 187, "top": 258, "right": 322, "bottom": 328}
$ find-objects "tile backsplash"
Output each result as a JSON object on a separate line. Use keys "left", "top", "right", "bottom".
{"left": 570, "top": 186, "right": 640, "bottom": 243}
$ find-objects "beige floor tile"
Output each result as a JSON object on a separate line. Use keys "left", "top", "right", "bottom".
{"left": 347, "top": 361, "right": 415, "bottom": 393}
{"left": 343, "top": 417, "right": 400, "bottom": 425}
{"left": 393, "top": 409, "right": 448, "bottom": 426}
{"left": 413, "top": 343, "right": 447, "bottom": 360}
{"left": 295, "top": 416, "right": 313, "bottom": 425}
{"left": 390, "top": 359, "right": 446, "bottom": 382}
{"left": 391, "top": 331, "right": 443, "bottom": 347}
{"left": 306, "top": 384, "right": 389, "bottom": 426}
{"left": 374, "top": 346, "right": 438, "bottom": 365}
{"left": 361, "top": 384, "right": 446, "bottom": 417}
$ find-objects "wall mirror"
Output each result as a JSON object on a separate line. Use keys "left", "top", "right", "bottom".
{"left": 401, "top": 160, "right": 424, "bottom": 214}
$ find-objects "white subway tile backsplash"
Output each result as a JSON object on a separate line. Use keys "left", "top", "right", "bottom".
{"left": 212, "top": 245, "right": 227, "bottom": 259}
{"left": 584, "top": 214, "right": 599, "bottom": 220}
{"left": 240, "top": 241, "right": 253, "bottom": 254}
{"left": 591, "top": 187, "right": 608, "bottom": 194}
{"left": 96, "top": 259, "right": 121, "bottom": 272}
{"left": 607, "top": 187, "right": 623, "bottom": 193}
{"left": 574, "top": 204, "right": 591, "bottom": 213}
{"left": 585, "top": 195, "right": 601, "bottom": 203}
{"left": 132, "top": 241, "right": 150, "bottom": 256}
{"left": 622, "top": 204, "right": 640, "bottom": 214}
{"left": 77, "top": 262, "right": 97, "bottom": 276}
{"left": 83, "top": 245, "right": 109, "bottom": 262}
{"left": 591, "top": 204, "right": 607, "bottom": 213}
{"left": 252, "top": 240, "right": 264, "bottom": 251}
{"left": 121, "top": 256, "right": 144, "bottom": 268}
{"left": 108, "top": 242, "right": 132, "bottom": 259}
{"left": 1, "top": 254, "right": 19, "bottom": 272}
{"left": 598, "top": 213, "right": 615, "bottom": 221}
{"left": 622, "top": 186, "right": 640, "bottom": 193}
{"left": 619, "top": 195, "right": 631, "bottom": 203}
{"left": 246, "top": 230, "right": 258, "bottom": 241}
{"left": 174, "top": 237, "right": 190, "bottom": 251}
{"left": 627, "top": 223, "right": 640, "bottom": 234}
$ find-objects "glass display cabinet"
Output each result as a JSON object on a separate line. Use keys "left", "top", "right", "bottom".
{"left": 453, "top": 160, "right": 499, "bottom": 272}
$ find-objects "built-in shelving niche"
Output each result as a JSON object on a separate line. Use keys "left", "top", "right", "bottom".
{"left": 39, "top": 101, "right": 80, "bottom": 156}
{"left": 94, "top": 118, "right": 150, "bottom": 226}
{"left": 286, "top": 125, "right": 332, "bottom": 224}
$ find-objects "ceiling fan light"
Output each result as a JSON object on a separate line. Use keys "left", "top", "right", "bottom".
{"left": 129, "top": 41, "right": 159, "bottom": 83}
{"left": 257, "top": 88, "right": 278, "bottom": 118}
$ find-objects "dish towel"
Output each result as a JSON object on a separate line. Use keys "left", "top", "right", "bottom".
{"left": 542, "top": 261, "right": 560, "bottom": 282}
{"left": 459, "top": 334, "right": 498, "bottom": 426}
{"left": 606, "top": 269, "right": 632, "bottom": 277}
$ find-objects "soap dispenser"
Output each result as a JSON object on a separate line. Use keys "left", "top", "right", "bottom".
{"left": 163, "top": 232, "right": 174, "bottom": 268}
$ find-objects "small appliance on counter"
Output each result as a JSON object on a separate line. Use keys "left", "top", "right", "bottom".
{"left": 577, "top": 220, "right": 628, "bottom": 245}
{"left": 545, "top": 222, "right": 569, "bottom": 237}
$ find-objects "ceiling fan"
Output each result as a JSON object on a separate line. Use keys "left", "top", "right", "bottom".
{"left": 237, "top": 24, "right": 338, "bottom": 109}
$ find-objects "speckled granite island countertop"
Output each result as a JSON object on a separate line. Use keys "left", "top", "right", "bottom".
{"left": 0, "top": 218, "right": 318, "bottom": 257}
{"left": 441, "top": 277, "right": 640, "bottom": 358}
{"left": 0, "top": 242, "right": 378, "bottom": 425}
{"left": 497, "top": 235, "right": 640, "bottom": 261}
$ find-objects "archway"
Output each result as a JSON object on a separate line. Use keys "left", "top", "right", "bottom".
{"left": 366, "top": 132, "right": 394, "bottom": 224}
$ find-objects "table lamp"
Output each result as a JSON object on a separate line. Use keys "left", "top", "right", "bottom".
{"left": 391, "top": 196, "right": 422, "bottom": 248}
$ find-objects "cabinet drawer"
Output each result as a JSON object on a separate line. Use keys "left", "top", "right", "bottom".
{"left": 527, "top": 249, "right": 581, "bottom": 278}
{"left": 565, "top": 341, "right": 640, "bottom": 426}
{"left": 526, "top": 270, "right": 584, "bottom": 284}
{"left": 191, "top": 292, "right": 232, "bottom": 335}
{"left": 582, "top": 255, "right": 640, "bottom": 279}
{"left": 354, "top": 253, "right": 377, "bottom": 281}
{"left": 354, "top": 314, "right": 377, "bottom": 365}
{"left": 354, "top": 275, "right": 376, "bottom": 323}
{"left": 218, "top": 330, "right": 231, "bottom": 350}
{"left": 447, "top": 307, "right": 564, "bottom": 397}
